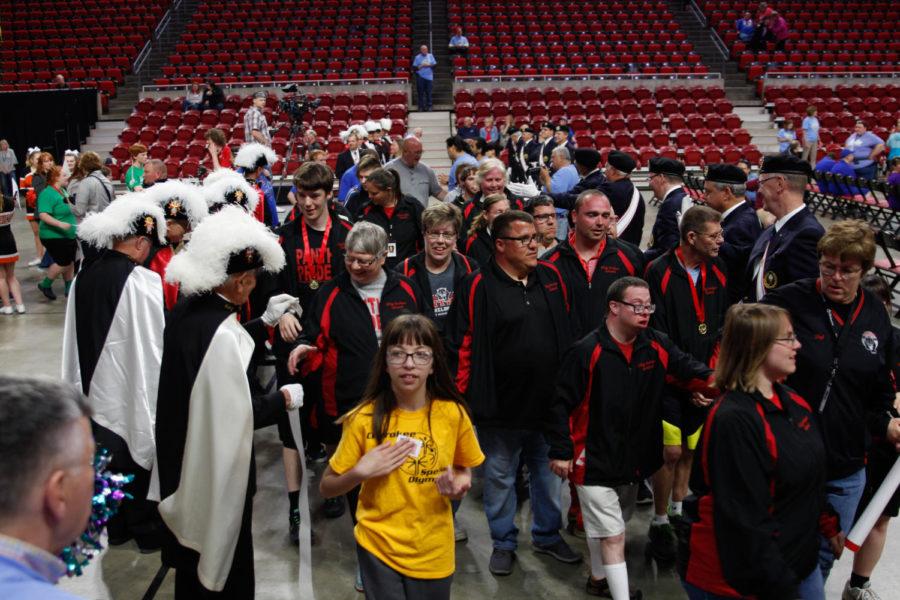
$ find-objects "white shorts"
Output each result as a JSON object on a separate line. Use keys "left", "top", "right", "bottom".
{"left": 575, "top": 483, "right": 638, "bottom": 538}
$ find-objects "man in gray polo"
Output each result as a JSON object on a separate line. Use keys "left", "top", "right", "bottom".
{"left": 384, "top": 136, "right": 446, "bottom": 207}
{"left": 244, "top": 91, "right": 271, "bottom": 146}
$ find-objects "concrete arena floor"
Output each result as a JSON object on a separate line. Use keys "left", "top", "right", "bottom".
{"left": 1, "top": 195, "right": 898, "bottom": 599}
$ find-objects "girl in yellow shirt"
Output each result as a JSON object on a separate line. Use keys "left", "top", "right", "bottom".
{"left": 321, "top": 314, "right": 484, "bottom": 599}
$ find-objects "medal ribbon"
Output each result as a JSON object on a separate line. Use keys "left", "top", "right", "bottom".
{"left": 675, "top": 247, "right": 706, "bottom": 326}
{"left": 301, "top": 216, "right": 332, "bottom": 283}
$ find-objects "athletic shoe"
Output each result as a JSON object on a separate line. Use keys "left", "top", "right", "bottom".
{"left": 323, "top": 496, "right": 345, "bottom": 519}
{"left": 355, "top": 567, "right": 364, "bottom": 593}
{"left": 489, "top": 549, "right": 516, "bottom": 575}
{"left": 289, "top": 509, "right": 300, "bottom": 545}
{"left": 635, "top": 479, "right": 653, "bottom": 506}
{"left": 646, "top": 522, "right": 677, "bottom": 563}
{"left": 14, "top": 304, "right": 25, "bottom": 314}
{"left": 27, "top": 258, "right": 41, "bottom": 267}
{"left": 586, "top": 576, "right": 643, "bottom": 599}
{"left": 306, "top": 442, "right": 328, "bottom": 464}
{"left": 532, "top": 539, "right": 582, "bottom": 564}
{"left": 0, "top": 306, "right": 12, "bottom": 315}
{"left": 37, "top": 282, "right": 56, "bottom": 300}
{"left": 454, "top": 519, "right": 468, "bottom": 542}
{"left": 843, "top": 580, "right": 883, "bottom": 600}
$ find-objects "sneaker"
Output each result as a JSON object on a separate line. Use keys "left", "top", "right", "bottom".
{"left": 635, "top": 479, "right": 653, "bottom": 506}
{"left": 289, "top": 509, "right": 300, "bottom": 545}
{"left": 14, "top": 304, "right": 25, "bottom": 314}
{"left": 306, "top": 442, "right": 328, "bottom": 464}
{"left": 454, "top": 519, "right": 468, "bottom": 542}
{"left": 0, "top": 306, "right": 11, "bottom": 315}
{"left": 37, "top": 282, "right": 56, "bottom": 300}
{"left": 647, "top": 522, "right": 677, "bottom": 564}
{"left": 533, "top": 538, "right": 583, "bottom": 564}
{"left": 489, "top": 549, "right": 516, "bottom": 576}
{"left": 586, "top": 576, "right": 643, "bottom": 599}
{"left": 27, "top": 258, "right": 41, "bottom": 267}
{"left": 355, "top": 567, "right": 364, "bottom": 593}
{"left": 843, "top": 580, "right": 883, "bottom": 600}
{"left": 323, "top": 496, "right": 345, "bottom": 519}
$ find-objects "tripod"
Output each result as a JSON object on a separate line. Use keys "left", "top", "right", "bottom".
{"left": 275, "top": 116, "right": 307, "bottom": 207}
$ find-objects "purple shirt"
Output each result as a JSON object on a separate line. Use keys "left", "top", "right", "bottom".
{"left": 845, "top": 131, "right": 884, "bottom": 168}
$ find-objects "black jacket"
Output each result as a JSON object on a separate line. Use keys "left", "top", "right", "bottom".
{"left": 719, "top": 200, "right": 762, "bottom": 305}
{"left": 598, "top": 177, "right": 645, "bottom": 246}
{"left": 357, "top": 194, "right": 424, "bottom": 270}
{"left": 459, "top": 189, "right": 527, "bottom": 243}
{"left": 296, "top": 269, "right": 422, "bottom": 417}
{"left": 744, "top": 206, "right": 824, "bottom": 301}
{"left": 541, "top": 236, "right": 644, "bottom": 338}
{"left": 461, "top": 229, "right": 493, "bottom": 266}
{"left": 682, "top": 385, "right": 834, "bottom": 600}
{"left": 446, "top": 258, "right": 573, "bottom": 428}
{"left": 394, "top": 251, "right": 478, "bottom": 330}
{"left": 335, "top": 149, "right": 358, "bottom": 180}
{"left": 764, "top": 278, "right": 895, "bottom": 478}
{"left": 645, "top": 186, "right": 689, "bottom": 262}
{"left": 549, "top": 168, "right": 607, "bottom": 211}
{"left": 546, "top": 324, "right": 714, "bottom": 486}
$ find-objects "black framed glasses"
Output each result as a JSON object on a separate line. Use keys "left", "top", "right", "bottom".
{"left": 500, "top": 234, "right": 540, "bottom": 247}
{"left": 617, "top": 301, "right": 656, "bottom": 315}
{"left": 532, "top": 213, "right": 555, "bottom": 222}
{"left": 386, "top": 349, "right": 434, "bottom": 366}
{"left": 819, "top": 261, "right": 863, "bottom": 278}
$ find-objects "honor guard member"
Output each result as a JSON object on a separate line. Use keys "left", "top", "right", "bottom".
{"left": 542, "top": 189, "right": 643, "bottom": 338}
{"left": 516, "top": 126, "right": 540, "bottom": 178}
{"left": 548, "top": 148, "right": 608, "bottom": 211}
{"left": 202, "top": 168, "right": 260, "bottom": 216}
{"left": 61, "top": 196, "right": 168, "bottom": 551}
{"left": 599, "top": 150, "right": 645, "bottom": 247}
{"left": 154, "top": 207, "right": 302, "bottom": 598}
{"left": 546, "top": 277, "right": 716, "bottom": 600}
{"left": 537, "top": 122, "right": 557, "bottom": 168}
{"left": 550, "top": 124, "right": 576, "bottom": 165}
{"left": 643, "top": 206, "right": 729, "bottom": 565}
{"left": 645, "top": 157, "right": 690, "bottom": 263}
{"left": 144, "top": 180, "right": 209, "bottom": 310}
{"left": 234, "top": 142, "right": 278, "bottom": 227}
{"left": 702, "top": 164, "right": 762, "bottom": 305}
{"left": 745, "top": 155, "right": 824, "bottom": 301}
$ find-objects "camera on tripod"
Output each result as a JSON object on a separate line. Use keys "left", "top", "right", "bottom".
{"left": 278, "top": 84, "right": 322, "bottom": 121}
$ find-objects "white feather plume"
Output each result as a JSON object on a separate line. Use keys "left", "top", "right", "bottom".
{"left": 77, "top": 194, "right": 168, "bottom": 248}
{"left": 202, "top": 168, "right": 244, "bottom": 188}
{"left": 203, "top": 176, "right": 259, "bottom": 213}
{"left": 142, "top": 180, "right": 208, "bottom": 227}
{"left": 234, "top": 142, "right": 278, "bottom": 169}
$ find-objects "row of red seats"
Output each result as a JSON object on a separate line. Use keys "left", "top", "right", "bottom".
{"left": 455, "top": 111, "right": 744, "bottom": 131}
{"left": 744, "top": 63, "right": 896, "bottom": 82}
{"left": 456, "top": 66, "right": 712, "bottom": 77}
{"left": 463, "top": 42, "right": 696, "bottom": 56}
{"left": 129, "top": 105, "right": 408, "bottom": 130}
{"left": 764, "top": 84, "right": 900, "bottom": 101}
{"left": 151, "top": 72, "right": 406, "bottom": 86}
{"left": 452, "top": 54, "right": 703, "bottom": 70}
{"left": 456, "top": 97, "right": 735, "bottom": 117}
{"left": 171, "top": 47, "right": 403, "bottom": 61}
{"left": 455, "top": 85, "right": 727, "bottom": 103}
{"left": 459, "top": 32, "right": 689, "bottom": 45}
{"left": 737, "top": 49, "right": 899, "bottom": 68}
{"left": 2, "top": 68, "right": 125, "bottom": 84}
{"left": 133, "top": 92, "right": 408, "bottom": 114}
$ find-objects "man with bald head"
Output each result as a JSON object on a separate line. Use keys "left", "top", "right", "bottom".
{"left": 384, "top": 136, "right": 447, "bottom": 207}
{"left": 413, "top": 45, "right": 436, "bottom": 112}
{"left": 143, "top": 159, "right": 168, "bottom": 189}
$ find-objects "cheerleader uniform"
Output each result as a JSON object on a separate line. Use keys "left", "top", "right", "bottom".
{"left": 19, "top": 171, "right": 36, "bottom": 222}
{"left": 0, "top": 195, "right": 18, "bottom": 264}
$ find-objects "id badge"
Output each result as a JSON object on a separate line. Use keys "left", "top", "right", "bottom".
{"left": 387, "top": 242, "right": 397, "bottom": 258}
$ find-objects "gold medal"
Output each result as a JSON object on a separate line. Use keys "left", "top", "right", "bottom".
{"left": 309, "top": 279, "right": 320, "bottom": 290}
{"left": 698, "top": 322, "right": 707, "bottom": 335}
{"left": 764, "top": 271, "right": 778, "bottom": 290}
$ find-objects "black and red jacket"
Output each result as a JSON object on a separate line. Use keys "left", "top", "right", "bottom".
{"left": 541, "top": 234, "right": 644, "bottom": 338}
{"left": 681, "top": 385, "right": 837, "bottom": 600}
{"left": 296, "top": 269, "right": 422, "bottom": 417}
{"left": 546, "top": 324, "right": 715, "bottom": 486}
{"left": 357, "top": 194, "right": 424, "bottom": 270}
{"left": 459, "top": 189, "right": 527, "bottom": 243}
{"left": 446, "top": 258, "right": 573, "bottom": 427}
{"left": 275, "top": 210, "right": 353, "bottom": 312}
{"left": 645, "top": 249, "right": 730, "bottom": 363}
{"left": 763, "top": 278, "right": 895, "bottom": 479}
{"left": 394, "top": 251, "right": 478, "bottom": 329}
{"left": 460, "top": 228, "right": 493, "bottom": 266}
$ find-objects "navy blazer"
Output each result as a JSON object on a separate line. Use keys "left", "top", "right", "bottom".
{"left": 645, "top": 186, "right": 689, "bottom": 262}
{"left": 720, "top": 200, "right": 762, "bottom": 305}
{"left": 743, "top": 206, "right": 824, "bottom": 302}
{"left": 550, "top": 169, "right": 607, "bottom": 211}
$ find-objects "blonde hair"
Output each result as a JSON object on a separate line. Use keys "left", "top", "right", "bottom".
{"left": 817, "top": 220, "right": 876, "bottom": 272}
{"left": 714, "top": 303, "right": 791, "bottom": 393}
{"left": 475, "top": 158, "right": 507, "bottom": 188}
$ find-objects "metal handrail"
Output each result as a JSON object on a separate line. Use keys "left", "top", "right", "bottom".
{"left": 133, "top": 42, "right": 152, "bottom": 74}
{"left": 142, "top": 76, "right": 411, "bottom": 94}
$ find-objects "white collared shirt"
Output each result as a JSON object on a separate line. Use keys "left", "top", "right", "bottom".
{"left": 774, "top": 203, "right": 806, "bottom": 232}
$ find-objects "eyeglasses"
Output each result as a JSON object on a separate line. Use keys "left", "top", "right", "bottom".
{"left": 386, "top": 349, "right": 434, "bottom": 366}
{"left": 345, "top": 255, "right": 380, "bottom": 267}
{"left": 532, "top": 214, "right": 555, "bottom": 222}
{"left": 757, "top": 175, "right": 783, "bottom": 186}
{"left": 617, "top": 301, "right": 656, "bottom": 314}
{"left": 696, "top": 230, "right": 725, "bottom": 241}
{"left": 500, "top": 234, "right": 540, "bottom": 246}
{"left": 819, "top": 261, "right": 863, "bottom": 278}
{"left": 774, "top": 334, "right": 799, "bottom": 346}
{"left": 425, "top": 232, "right": 457, "bottom": 242}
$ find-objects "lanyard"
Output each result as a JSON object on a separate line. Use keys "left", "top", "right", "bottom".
{"left": 301, "top": 216, "right": 331, "bottom": 276}
{"left": 815, "top": 279, "right": 863, "bottom": 413}
{"left": 675, "top": 247, "right": 707, "bottom": 327}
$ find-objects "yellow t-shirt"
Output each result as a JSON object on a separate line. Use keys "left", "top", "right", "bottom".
{"left": 329, "top": 399, "right": 484, "bottom": 579}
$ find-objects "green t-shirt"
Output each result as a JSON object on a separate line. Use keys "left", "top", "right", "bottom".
{"left": 37, "top": 186, "right": 77, "bottom": 239}
{"left": 125, "top": 165, "right": 144, "bottom": 191}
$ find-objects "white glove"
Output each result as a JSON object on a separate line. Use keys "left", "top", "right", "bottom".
{"left": 281, "top": 384, "right": 304, "bottom": 410}
{"left": 262, "top": 293, "right": 301, "bottom": 326}
{"left": 507, "top": 180, "right": 541, "bottom": 198}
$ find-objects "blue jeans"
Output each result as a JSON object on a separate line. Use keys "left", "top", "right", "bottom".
{"left": 479, "top": 427, "right": 563, "bottom": 551}
{"left": 854, "top": 163, "right": 877, "bottom": 180}
{"left": 682, "top": 567, "right": 823, "bottom": 600}
{"left": 818, "top": 468, "right": 866, "bottom": 580}
{"left": 415, "top": 75, "right": 433, "bottom": 111}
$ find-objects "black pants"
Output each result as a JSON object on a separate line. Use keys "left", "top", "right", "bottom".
{"left": 357, "top": 545, "right": 453, "bottom": 600}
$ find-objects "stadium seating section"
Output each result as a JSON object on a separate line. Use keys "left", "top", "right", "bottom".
{"left": 448, "top": 1, "right": 708, "bottom": 76}
{"left": 0, "top": 0, "right": 171, "bottom": 97}
{"left": 454, "top": 85, "right": 760, "bottom": 167}
{"left": 700, "top": 0, "right": 900, "bottom": 81}
{"left": 153, "top": 0, "right": 412, "bottom": 85}
{"left": 110, "top": 91, "right": 408, "bottom": 180}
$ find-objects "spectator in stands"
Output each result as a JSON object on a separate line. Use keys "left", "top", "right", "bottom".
{"left": 52, "top": 73, "right": 66, "bottom": 88}
{"left": 335, "top": 133, "right": 362, "bottom": 180}
{"left": 142, "top": 159, "right": 167, "bottom": 189}
{"left": 777, "top": 121, "right": 797, "bottom": 154}
{"left": 814, "top": 146, "right": 840, "bottom": 195}
{"left": 440, "top": 136, "right": 478, "bottom": 190}
{"left": 182, "top": 83, "right": 203, "bottom": 111}
{"left": 768, "top": 11, "right": 789, "bottom": 51}
{"left": 245, "top": 91, "right": 271, "bottom": 145}
{"left": 736, "top": 11, "right": 755, "bottom": 42}
{"left": 830, "top": 149, "right": 866, "bottom": 197}
{"left": 204, "top": 128, "right": 232, "bottom": 169}
{"left": 886, "top": 119, "right": 900, "bottom": 162}
{"left": 202, "top": 81, "right": 225, "bottom": 110}
{"left": 457, "top": 116, "right": 478, "bottom": 140}
{"left": 413, "top": 45, "right": 436, "bottom": 112}
{"left": 887, "top": 157, "right": 900, "bottom": 210}
{"left": 498, "top": 115, "right": 516, "bottom": 148}
{"left": 0, "top": 140, "right": 17, "bottom": 198}
{"left": 384, "top": 136, "right": 446, "bottom": 206}
{"left": 125, "top": 144, "right": 147, "bottom": 192}
{"left": 301, "top": 129, "right": 322, "bottom": 160}
{"left": 449, "top": 26, "right": 469, "bottom": 54}
{"left": 801, "top": 106, "right": 820, "bottom": 167}
{"left": 479, "top": 116, "right": 500, "bottom": 144}
{"left": 446, "top": 164, "right": 479, "bottom": 208}
{"left": 844, "top": 121, "right": 885, "bottom": 180}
